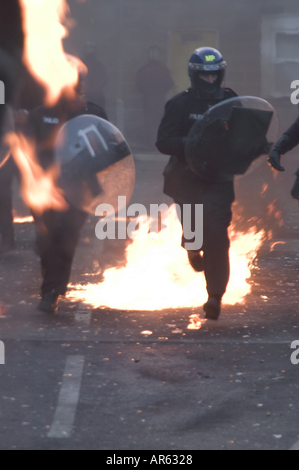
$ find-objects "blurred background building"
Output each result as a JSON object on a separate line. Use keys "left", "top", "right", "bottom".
{"left": 63, "top": 0, "right": 299, "bottom": 151}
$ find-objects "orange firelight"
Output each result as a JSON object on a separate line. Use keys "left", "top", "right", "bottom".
{"left": 5, "top": 132, "right": 68, "bottom": 215}
{"left": 67, "top": 205, "right": 265, "bottom": 311}
{"left": 19, "top": 0, "right": 83, "bottom": 105}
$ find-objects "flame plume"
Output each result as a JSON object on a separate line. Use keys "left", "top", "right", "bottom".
{"left": 68, "top": 206, "right": 265, "bottom": 311}
{"left": 5, "top": 132, "right": 68, "bottom": 214}
{"left": 19, "top": 0, "right": 82, "bottom": 105}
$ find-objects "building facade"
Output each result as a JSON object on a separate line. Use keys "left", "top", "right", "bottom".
{"left": 66, "top": 0, "right": 299, "bottom": 148}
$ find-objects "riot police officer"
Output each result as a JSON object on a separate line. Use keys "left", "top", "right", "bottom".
{"left": 268, "top": 115, "right": 299, "bottom": 197}
{"left": 156, "top": 47, "right": 237, "bottom": 321}
{"left": 268, "top": 116, "right": 299, "bottom": 172}
{"left": 25, "top": 81, "right": 108, "bottom": 314}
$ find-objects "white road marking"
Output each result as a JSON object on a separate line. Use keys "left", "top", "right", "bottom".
{"left": 47, "top": 355, "right": 85, "bottom": 439}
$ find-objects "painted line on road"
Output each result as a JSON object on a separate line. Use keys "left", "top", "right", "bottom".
{"left": 47, "top": 355, "right": 85, "bottom": 439}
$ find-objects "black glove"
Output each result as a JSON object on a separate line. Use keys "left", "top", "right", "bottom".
{"left": 268, "top": 134, "right": 292, "bottom": 172}
{"left": 268, "top": 147, "right": 285, "bottom": 172}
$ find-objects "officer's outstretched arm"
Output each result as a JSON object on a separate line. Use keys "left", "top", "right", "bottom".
{"left": 268, "top": 116, "right": 299, "bottom": 172}
{"left": 268, "top": 134, "right": 292, "bottom": 172}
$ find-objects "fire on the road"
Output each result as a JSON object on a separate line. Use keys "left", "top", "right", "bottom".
{"left": 68, "top": 205, "right": 265, "bottom": 311}
{"left": 13, "top": 215, "right": 34, "bottom": 224}
{"left": 9, "top": 0, "right": 267, "bottom": 315}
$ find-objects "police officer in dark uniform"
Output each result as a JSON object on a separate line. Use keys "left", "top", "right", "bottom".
{"left": 25, "top": 76, "right": 108, "bottom": 314}
{"left": 268, "top": 117, "right": 299, "bottom": 173}
{"left": 156, "top": 47, "right": 237, "bottom": 321}
{"left": 268, "top": 115, "right": 299, "bottom": 199}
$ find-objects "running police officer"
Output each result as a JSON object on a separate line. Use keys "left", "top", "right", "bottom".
{"left": 268, "top": 116, "right": 299, "bottom": 172}
{"left": 156, "top": 47, "right": 237, "bottom": 321}
{"left": 24, "top": 70, "right": 108, "bottom": 314}
{"left": 268, "top": 114, "right": 299, "bottom": 197}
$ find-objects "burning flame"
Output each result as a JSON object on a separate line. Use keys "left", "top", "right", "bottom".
{"left": 5, "top": 133, "right": 68, "bottom": 215}
{"left": 68, "top": 205, "right": 265, "bottom": 311}
{"left": 19, "top": 0, "right": 84, "bottom": 105}
{"left": 187, "top": 314, "right": 204, "bottom": 330}
{"left": 13, "top": 215, "right": 34, "bottom": 224}
{"left": 267, "top": 201, "right": 284, "bottom": 227}
{"left": 270, "top": 241, "right": 286, "bottom": 252}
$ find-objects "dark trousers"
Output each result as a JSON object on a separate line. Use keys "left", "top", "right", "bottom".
{"left": 176, "top": 179, "right": 235, "bottom": 298}
{"left": 0, "top": 157, "right": 17, "bottom": 246}
{"left": 33, "top": 205, "right": 88, "bottom": 296}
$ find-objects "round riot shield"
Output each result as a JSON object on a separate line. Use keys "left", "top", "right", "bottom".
{"left": 54, "top": 115, "right": 135, "bottom": 214}
{"left": 185, "top": 96, "right": 279, "bottom": 177}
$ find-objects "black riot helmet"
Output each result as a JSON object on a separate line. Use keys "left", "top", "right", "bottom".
{"left": 188, "top": 47, "right": 227, "bottom": 98}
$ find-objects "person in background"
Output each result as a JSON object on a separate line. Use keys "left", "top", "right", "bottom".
{"left": 82, "top": 42, "right": 107, "bottom": 110}
{"left": 0, "top": 0, "right": 25, "bottom": 253}
{"left": 136, "top": 45, "right": 174, "bottom": 150}
{"left": 0, "top": 68, "right": 46, "bottom": 255}
{"left": 0, "top": 107, "right": 17, "bottom": 254}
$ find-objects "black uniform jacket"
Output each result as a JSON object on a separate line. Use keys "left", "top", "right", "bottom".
{"left": 156, "top": 87, "right": 237, "bottom": 202}
{"left": 25, "top": 96, "right": 108, "bottom": 170}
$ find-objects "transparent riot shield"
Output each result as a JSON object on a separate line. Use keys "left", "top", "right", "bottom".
{"left": 55, "top": 115, "right": 135, "bottom": 214}
{"left": 185, "top": 96, "right": 279, "bottom": 178}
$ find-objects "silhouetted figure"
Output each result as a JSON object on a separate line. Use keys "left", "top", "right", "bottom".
{"left": 0, "top": 68, "right": 46, "bottom": 255}
{"left": 0, "top": 107, "right": 18, "bottom": 254}
{"left": 82, "top": 42, "right": 107, "bottom": 110}
{"left": 0, "top": 157, "right": 17, "bottom": 254}
{"left": 136, "top": 46, "right": 174, "bottom": 149}
{"left": 0, "top": 0, "right": 24, "bottom": 128}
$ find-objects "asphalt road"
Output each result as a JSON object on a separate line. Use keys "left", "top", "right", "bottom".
{"left": 1, "top": 154, "right": 299, "bottom": 450}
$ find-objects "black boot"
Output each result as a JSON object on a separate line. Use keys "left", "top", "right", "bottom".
{"left": 203, "top": 295, "right": 222, "bottom": 321}
{"left": 188, "top": 250, "right": 204, "bottom": 272}
{"left": 38, "top": 290, "right": 60, "bottom": 314}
